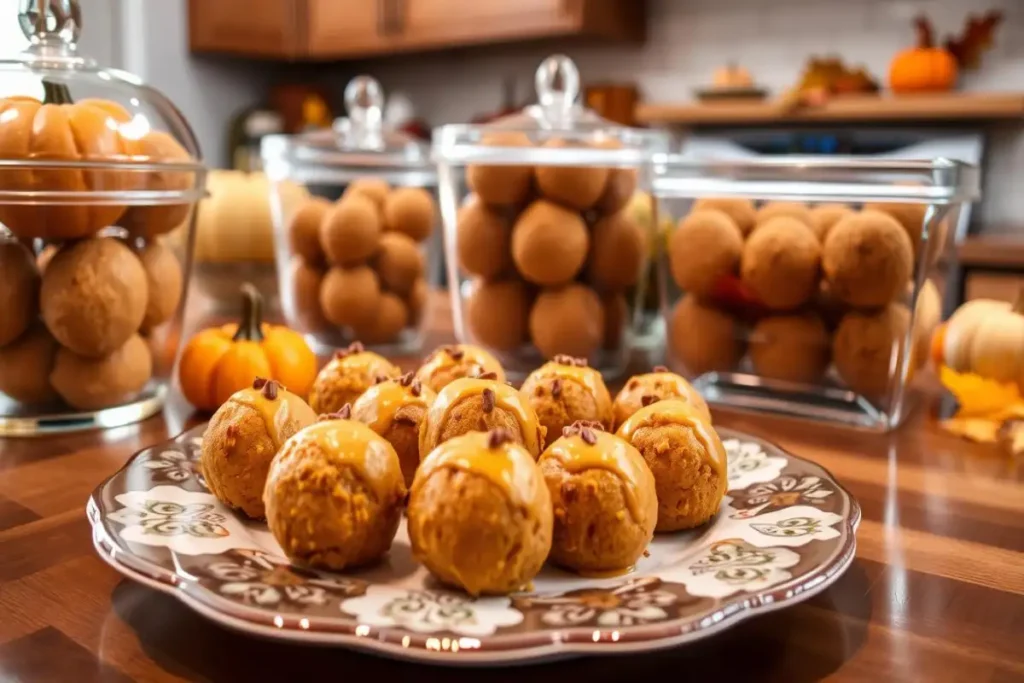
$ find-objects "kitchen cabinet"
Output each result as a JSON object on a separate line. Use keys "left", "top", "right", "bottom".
{"left": 189, "top": 0, "right": 644, "bottom": 60}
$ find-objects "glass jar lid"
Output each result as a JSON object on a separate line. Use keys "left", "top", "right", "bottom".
{"left": 433, "top": 55, "right": 669, "bottom": 167}
{"left": 261, "top": 75, "right": 434, "bottom": 186}
{"left": 0, "top": 0, "right": 206, "bottom": 208}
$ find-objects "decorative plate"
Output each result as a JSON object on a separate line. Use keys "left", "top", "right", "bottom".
{"left": 87, "top": 425, "right": 860, "bottom": 665}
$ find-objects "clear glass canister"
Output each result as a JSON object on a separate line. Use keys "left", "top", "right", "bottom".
{"left": 432, "top": 55, "right": 670, "bottom": 378}
{"left": 262, "top": 76, "right": 438, "bottom": 355}
{"left": 0, "top": 0, "right": 206, "bottom": 436}
{"left": 653, "top": 156, "right": 979, "bottom": 430}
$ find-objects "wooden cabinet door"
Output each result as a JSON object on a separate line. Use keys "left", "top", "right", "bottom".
{"left": 188, "top": 0, "right": 302, "bottom": 58}
{"left": 398, "top": 0, "right": 578, "bottom": 50}
{"left": 304, "top": 0, "right": 395, "bottom": 58}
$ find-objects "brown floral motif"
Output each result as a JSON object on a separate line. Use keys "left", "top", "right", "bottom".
{"left": 729, "top": 474, "right": 835, "bottom": 519}
{"left": 514, "top": 577, "right": 679, "bottom": 627}
{"left": 194, "top": 549, "right": 366, "bottom": 608}
{"left": 142, "top": 448, "right": 203, "bottom": 486}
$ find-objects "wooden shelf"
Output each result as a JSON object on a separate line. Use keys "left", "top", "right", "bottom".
{"left": 636, "top": 93, "right": 1024, "bottom": 127}
{"left": 957, "top": 234, "right": 1024, "bottom": 269}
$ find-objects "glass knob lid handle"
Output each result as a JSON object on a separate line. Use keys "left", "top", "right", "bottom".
{"left": 345, "top": 75, "right": 385, "bottom": 129}
{"left": 535, "top": 54, "right": 580, "bottom": 112}
{"left": 18, "top": 0, "right": 81, "bottom": 49}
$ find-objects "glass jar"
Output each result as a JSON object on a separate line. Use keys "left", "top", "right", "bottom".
{"left": 432, "top": 55, "right": 669, "bottom": 379}
{"left": 0, "top": 0, "right": 206, "bottom": 436}
{"left": 653, "top": 156, "right": 979, "bottom": 430}
{"left": 262, "top": 76, "right": 438, "bottom": 356}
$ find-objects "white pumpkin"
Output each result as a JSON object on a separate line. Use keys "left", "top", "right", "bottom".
{"left": 943, "top": 291, "right": 1024, "bottom": 389}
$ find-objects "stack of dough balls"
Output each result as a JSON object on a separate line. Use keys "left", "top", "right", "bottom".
{"left": 0, "top": 233, "right": 182, "bottom": 411}
{"left": 458, "top": 133, "right": 646, "bottom": 361}
{"left": 667, "top": 197, "right": 939, "bottom": 401}
{"left": 286, "top": 178, "right": 435, "bottom": 345}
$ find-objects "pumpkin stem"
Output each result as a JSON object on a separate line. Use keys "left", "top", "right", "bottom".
{"left": 914, "top": 15, "right": 935, "bottom": 49}
{"left": 1014, "top": 288, "right": 1024, "bottom": 315}
{"left": 233, "top": 283, "right": 265, "bottom": 343}
{"left": 42, "top": 79, "right": 74, "bottom": 105}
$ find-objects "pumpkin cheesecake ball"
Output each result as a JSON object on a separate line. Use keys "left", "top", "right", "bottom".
{"left": 512, "top": 200, "right": 589, "bottom": 286}
{"left": 414, "top": 343, "right": 505, "bottom": 393}
{"left": 823, "top": 210, "right": 914, "bottom": 308}
{"left": 384, "top": 186, "right": 436, "bottom": 242}
{"left": 750, "top": 313, "right": 830, "bottom": 384}
{"left": 41, "top": 238, "right": 148, "bottom": 358}
{"left": 617, "top": 399, "right": 727, "bottom": 531}
{"left": 419, "top": 377, "right": 546, "bottom": 459}
{"left": 669, "top": 294, "right": 744, "bottom": 376}
{"left": 343, "top": 177, "right": 390, "bottom": 210}
{"left": 529, "top": 284, "right": 604, "bottom": 361}
{"left": 586, "top": 210, "right": 647, "bottom": 291}
{"left": 319, "top": 265, "right": 381, "bottom": 329}
{"left": 612, "top": 365, "right": 711, "bottom": 428}
{"left": 288, "top": 197, "right": 330, "bottom": 264}
{"left": 534, "top": 139, "right": 609, "bottom": 211}
{"left": 669, "top": 209, "right": 743, "bottom": 298}
{"left": 135, "top": 239, "right": 183, "bottom": 333}
{"left": 201, "top": 378, "right": 317, "bottom": 518}
{"left": 320, "top": 193, "right": 381, "bottom": 265}
{"left": 49, "top": 334, "right": 152, "bottom": 411}
{"left": 466, "top": 279, "right": 531, "bottom": 351}
{"left": 0, "top": 323, "right": 58, "bottom": 405}
{"left": 466, "top": 131, "right": 534, "bottom": 207}
{"left": 833, "top": 304, "right": 911, "bottom": 401}
{"left": 692, "top": 197, "right": 757, "bottom": 236}
{"left": 741, "top": 217, "right": 821, "bottom": 310}
{"left": 863, "top": 202, "right": 926, "bottom": 258}
{"left": 808, "top": 203, "right": 854, "bottom": 243}
{"left": 409, "top": 429, "right": 552, "bottom": 595}
{"left": 521, "top": 355, "right": 614, "bottom": 447}
{"left": 456, "top": 194, "right": 513, "bottom": 279}
{"left": 540, "top": 421, "right": 657, "bottom": 573}
{"left": 352, "top": 373, "right": 436, "bottom": 488}
{"left": 309, "top": 342, "right": 401, "bottom": 414}
{"left": 374, "top": 232, "right": 424, "bottom": 296}
{"left": 755, "top": 201, "right": 813, "bottom": 229}
{"left": 0, "top": 239, "right": 39, "bottom": 347}
{"left": 264, "top": 407, "right": 407, "bottom": 570}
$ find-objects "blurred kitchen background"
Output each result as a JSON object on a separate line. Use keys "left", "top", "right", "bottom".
{"left": 5, "top": 0, "right": 1020, "bottom": 300}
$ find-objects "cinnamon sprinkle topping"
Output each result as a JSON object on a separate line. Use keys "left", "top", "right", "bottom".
{"left": 438, "top": 344, "right": 464, "bottom": 361}
{"left": 551, "top": 378, "right": 562, "bottom": 398}
{"left": 640, "top": 394, "right": 658, "bottom": 407}
{"left": 475, "top": 370, "right": 498, "bottom": 380}
{"left": 318, "top": 404, "right": 352, "bottom": 421}
{"left": 562, "top": 420, "right": 605, "bottom": 443}
{"left": 481, "top": 388, "right": 496, "bottom": 413}
{"left": 487, "top": 428, "right": 513, "bottom": 449}
{"left": 261, "top": 380, "right": 279, "bottom": 400}
{"left": 410, "top": 380, "right": 422, "bottom": 397}
{"left": 397, "top": 372, "right": 414, "bottom": 387}
{"left": 553, "top": 354, "right": 587, "bottom": 368}
{"left": 335, "top": 341, "right": 365, "bottom": 359}
{"left": 652, "top": 365, "right": 669, "bottom": 373}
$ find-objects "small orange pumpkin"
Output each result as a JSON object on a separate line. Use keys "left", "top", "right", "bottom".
{"left": 178, "top": 284, "right": 317, "bottom": 412}
{"left": 889, "top": 17, "right": 958, "bottom": 94}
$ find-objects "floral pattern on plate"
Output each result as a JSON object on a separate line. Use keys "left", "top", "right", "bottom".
{"left": 87, "top": 424, "right": 859, "bottom": 663}
{"left": 341, "top": 586, "right": 524, "bottom": 636}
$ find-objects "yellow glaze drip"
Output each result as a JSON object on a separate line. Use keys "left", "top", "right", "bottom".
{"left": 616, "top": 399, "right": 727, "bottom": 481}
{"left": 422, "top": 377, "right": 542, "bottom": 455}
{"left": 542, "top": 431, "right": 650, "bottom": 524}
{"left": 282, "top": 418, "right": 405, "bottom": 503}
{"left": 233, "top": 387, "right": 317, "bottom": 450}
{"left": 352, "top": 380, "right": 435, "bottom": 434}
{"left": 415, "top": 345, "right": 506, "bottom": 385}
{"left": 415, "top": 431, "right": 544, "bottom": 510}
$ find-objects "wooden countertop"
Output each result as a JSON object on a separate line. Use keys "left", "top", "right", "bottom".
{"left": 636, "top": 92, "right": 1024, "bottom": 126}
{"left": 1, "top": 296, "right": 1022, "bottom": 682}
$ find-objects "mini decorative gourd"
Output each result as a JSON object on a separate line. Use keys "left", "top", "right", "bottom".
{"left": 939, "top": 289, "right": 1024, "bottom": 391}
{"left": 178, "top": 284, "right": 317, "bottom": 411}
{"left": 889, "top": 17, "right": 958, "bottom": 94}
{"left": 0, "top": 88, "right": 133, "bottom": 239}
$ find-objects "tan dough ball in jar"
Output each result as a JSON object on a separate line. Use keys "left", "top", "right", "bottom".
{"left": 754, "top": 201, "right": 813, "bottom": 230}
{"left": 601, "top": 291, "right": 629, "bottom": 351}
{"left": 511, "top": 200, "right": 589, "bottom": 287}
{"left": 374, "top": 231, "right": 424, "bottom": 296}
{"left": 288, "top": 257, "right": 329, "bottom": 332}
{"left": 540, "top": 421, "right": 656, "bottom": 573}
{"left": 0, "top": 323, "right": 59, "bottom": 405}
{"left": 319, "top": 265, "right": 381, "bottom": 329}
{"left": 350, "top": 292, "right": 409, "bottom": 345}
{"left": 669, "top": 294, "right": 743, "bottom": 376}
{"left": 750, "top": 313, "right": 831, "bottom": 384}
{"left": 455, "top": 194, "right": 513, "bottom": 279}
{"left": 265, "top": 411, "right": 407, "bottom": 570}
{"left": 135, "top": 239, "right": 183, "bottom": 333}
{"left": 692, "top": 197, "right": 757, "bottom": 237}
{"left": 0, "top": 239, "right": 39, "bottom": 348}
{"left": 49, "top": 333, "right": 152, "bottom": 411}
{"left": 740, "top": 217, "right": 821, "bottom": 310}
{"left": 409, "top": 429, "right": 552, "bottom": 595}
{"left": 288, "top": 197, "right": 330, "bottom": 264}
{"left": 466, "top": 131, "right": 534, "bottom": 207}
{"left": 343, "top": 178, "right": 390, "bottom": 210}
{"left": 586, "top": 209, "right": 647, "bottom": 291}
{"left": 383, "top": 186, "right": 436, "bottom": 242}
{"left": 466, "top": 279, "right": 531, "bottom": 351}
{"left": 529, "top": 284, "right": 604, "bottom": 361}
{"left": 319, "top": 193, "right": 381, "bottom": 265}
{"left": 833, "top": 304, "right": 911, "bottom": 401}
{"left": 823, "top": 210, "right": 914, "bottom": 309}
{"left": 669, "top": 209, "right": 743, "bottom": 299}
{"left": 534, "top": 138, "right": 609, "bottom": 211}
{"left": 808, "top": 203, "right": 854, "bottom": 244}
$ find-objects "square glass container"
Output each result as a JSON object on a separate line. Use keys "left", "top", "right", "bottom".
{"left": 0, "top": 0, "right": 206, "bottom": 436}
{"left": 262, "top": 76, "right": 439, "bottom": 356}
{"left": 654, "top": 155, "right": 978, "bottom": 430}
{"left": 432, "top": 55, "right": 670, "bottom": 379}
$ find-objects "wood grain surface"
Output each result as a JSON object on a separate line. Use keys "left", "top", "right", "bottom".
{"left": 1, "top": 297, "right": 1023, "bottom": 683}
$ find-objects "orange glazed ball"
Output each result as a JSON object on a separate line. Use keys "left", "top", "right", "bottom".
{"left": 320, "top": 193, "right": 381, "bottom": 265}
{"left": 466, "top": 131, "right": 534, "bottom": 207}
{"left": 384, "top": 187, "right": 436, "bottom": 242}
{"left": 822, "top": 210, "right": 913, "bottom": 308}
{"left": 740, "top": 217, "right": 821, "bottom": 310}
{"left": 669, "top": 209, "right": 744, "bottom": 299}
{"left": 692, "top": 197, "right": 757, "bottom": 237}
{"left": 511, "top": 200, "right": 589, "bottom": 287}
{"left": 456, "top": 194, "right": 513, "bottom": 279}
